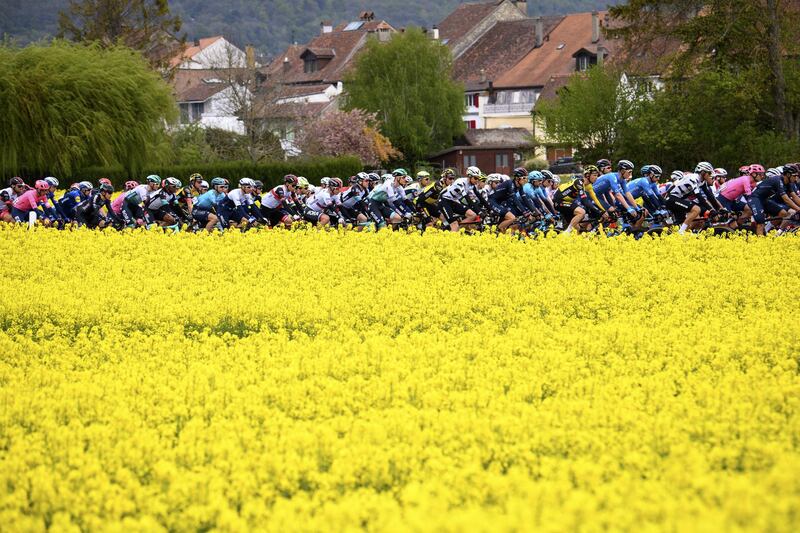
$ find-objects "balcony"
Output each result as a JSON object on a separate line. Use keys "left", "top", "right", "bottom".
{"left": 483, "top": 102, "right": 535, "bottom": 115}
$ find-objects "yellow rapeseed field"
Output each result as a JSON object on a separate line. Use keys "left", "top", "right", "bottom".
{"left": 1, "top": 225, "right": 799, "bottom": 531}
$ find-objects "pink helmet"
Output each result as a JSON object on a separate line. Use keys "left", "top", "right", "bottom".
{"left": 749, "top": 164, "right": 765, "bottom": 175}
{"left": 34, "top": 180, "right": 49, "bottom": 191}
{"left": 738, "top": 165, "right": 749, "bottom": 175}
{"left": 98, "top": 178, "right": 112, "bottom": 186}
{"left": 124, "top": 180, "right": 139, "bottom": 191}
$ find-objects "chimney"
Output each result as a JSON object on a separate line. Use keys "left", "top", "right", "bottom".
{"left": 321, "top": 20, "right": 333, "bottom": 34}
{"left": 282, "top": 57, "right": 290, "bottom": 73}
{"left": 432, "top": 25, "right": 439, "bottom": 40}
{"left": 246, "top": 45, "right": 255, "bottom": 69}
{"left": 480, "top": 69, "right": 487, "bottom": 83}
{"left": 592, "top": 11, "right": 600, "bottom": 44}
{"left": 534, "top": 17, "right": 543, "bottom": 48}
{"left": 513, "top": 1, "right": 528, "bottom": 16}
{"left": 596, "top": 45, "right": 604, "bottom": 66}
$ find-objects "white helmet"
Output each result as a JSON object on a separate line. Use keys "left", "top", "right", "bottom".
{"left": 199, "top": 180, "right": 209, "bottom": 188}
{"left": 695, "top": 161, "right": 714, "bottom": 174}
{"left": 766, "top": 168, "right": 782, "bottom": 179}
{"left": 712, "top": 168, "right": 728, "bottom": 178}
{"left": 403, "top": 176, "right": 413, "bottom": 186}
{"left": 551, "top": 176, "right": 561, "bottom": 186}
{"left": 79, "top": 181, "right": 93, "bottom": 190}
{"left": 239, "top": 178, "right": 256, "bottom": 188}
{"left": 486, "top": 173, "right": 502, "bottom": 184}
{"left": 466, "top": 166, "right": 482, "bottom": 178}
{"left": 165, "top": 177, "right": 182, "bottom": 188}
{"left": 382, "top": 173, "right": 393, "bottom": 183}
{"left": 319, "top": 177, "right": 331, "bottom": 187}
{"left": 670, "top": 170, "right": 684, "bottom": 181}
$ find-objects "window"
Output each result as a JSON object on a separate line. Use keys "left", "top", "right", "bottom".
{"left": 465, "top": 120, "right": 476, "bottom": 129}
{"left": 179, "top": 103, "right": 190, "bottom": 124}
{"left": 304, "top": 59, "right": 317, "bottom": 73}
{"left": 191, "top": 102, "right": 204, "bottom": 120}
{"left": 576, "top": 54, "right": 597, "bottom": 72}
{"left": 495, "top": 153, "right": 509, "bottom": 169}
{"left": 464, "top": 155, "right": 477, "bottom": 168}
{"left": 493, "top": 90, "right": 536, "bottom": 105}
{"left": 464, "top": 94, "right": 480, "bottom": 109}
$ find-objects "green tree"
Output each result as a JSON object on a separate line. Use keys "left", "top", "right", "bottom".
{"left": 607, "top": 0, "right": 800, "bottom": 140}
{"left": 0, "top": 41, "right": 177, "bottom": 177}
{"left": 534, "top": 66, "right": 644, "bottom": 163}
{"left": 343, "top": 27, "right": 464, "bottom": 164}
{"left": 57, "top": 0, "right": 183, "bottom": 69}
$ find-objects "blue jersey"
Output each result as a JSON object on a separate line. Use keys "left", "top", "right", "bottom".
{"left": 194, "top": 190, "right": 227, "bottom": 210}
{"left": 593, "top": 172, "right": 627, "bottom": 198}
{"left": 57, "top": 190, "right": 86, "bottom": 219}
{"left": 752, "top": 176, "right": 786, "bottom": 201}
{"left": 627, "top": 178, "right": 659, "bottom": 200}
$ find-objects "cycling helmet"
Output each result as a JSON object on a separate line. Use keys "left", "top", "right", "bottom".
{"left": 645, "top": 165, "right": 663, "bottom": 177}
{"left": 551, "top": 176, "right": 561, "bottom": 186}
{"left": 738, "top": 165, "right": 750, "bottom": 175}
{"left": 640, "top": 165, "right": 650, "bottom": 175}
{"left": 253, "top": 180, "right": 264, "bottom": 189}
{"left": 146, "top": 174, "right": 161, "bottom": 185}
{"left": 330, "top": 177, "right": 343, "bottom": 188}
{"left": 99, "top": 183, "right": 114, "bottom": 193}
{"left": 348, "top": 175, "right": 359, "bottom": 185}
{"left": 124, "top": 180, "right": 139, "bottom": 191}
{"left": 366, "top": 173, "right": 380, "bottom": 183}
{"left": 513, "top": 167, "right": 528, "bottom": 178}
{"left": 442, "top": 168, "right": 457, "bottom": 179}
{"left": 486, "top": 174, "right": 502, "bottom": 184}
{"left": 596, "top": 158, "right": 612, "bottom": 169}
{"left": 670, "top": 170, "right": 684, "bottom": 181}
{"left": 766, "top": 168, "right": 782, "bottom": 179}
{"left": 712, "top": 168, "right": 728, "bottom": 178}
{"left": 284, "top": 174, "right": 298, "bottom": 185}
{"left": 211, "top": 177, "right": 228, "bottom": 188}
{"left": 188, "top": 172, "right": 203, "bottom": 183}
{"left": 34, "top": 180, "right": 49, "bottom": 191}
{"left": 381, "top": 173, "right": 394, "bottom": 183}
{"left": 748, "top": 164, "right": 765, "bottom": 175}
{"left": 392, "top": 168, "right": 408, "bottom": 177}
{"left": 356, "top": 172, "right": 370, "bottom": 182}
{"left": 617, "top": 159, "right": 634, "bottom": 171}
{"left": 79, "top": 181, "right": 93, "bottom": 191}
{"left": 98, "top": 178, "right": 112, "bottom": 186}
{"left": 403, "top": 176, "right": 413, "bottom": 186}
{"left": 583, "top": 165, "right": 600, "bottom": 175}
{"left": 527, "top": 170, "right": 544, "bottom": 182}
{"left": 199, "top": 180, "right": 209, "bottom": 189}
{"left": 416, "top": 170, "right": 431, "bottom": 179}
{"left": 541, "top": 169, "right": 555, "bottom": 180}
{"left": 784, "top": 163, "right": 800, "bottom": 175}
{"left": 466, "top": 166, "right": 482, "bottom": 179}
{"left": 695, "top": 161, "right": 714, "bottom": 174}
{"left": 239, "top": 178, "right": 255, "bottom": 188}
{"left": 44, "top": 177, "right": 59, "bottom": 187}
{"left": 571, "top": 176, "right": 585, "bottom": 189}
{"left": 9, "top": 177, "right": 24, "bottom": 187}
{"left": 320, "top": 177, "right": 332, "bottom": 187}
{"left": 297, "top": 176, "right": 310, "bottom": 188}
{"left": 165, "top": 177, "right": 182, "bottom": 188}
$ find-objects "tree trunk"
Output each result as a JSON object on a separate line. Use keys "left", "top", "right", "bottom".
{"left": 766, "top": 0, "right": 792, "bottom": 138}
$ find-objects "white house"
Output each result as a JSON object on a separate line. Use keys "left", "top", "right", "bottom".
{"left": 176, "top": 79, "right": 248, "bottom": 134}
{"left": 170, "top": 36, "right": 249, "bottom": 70}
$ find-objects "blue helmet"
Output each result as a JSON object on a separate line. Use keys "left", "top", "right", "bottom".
{"left": 640, "top": 165, "right": 650, "bottom": 176}
{"left": 527, "top": 170, "right": 544, "bottom": 183}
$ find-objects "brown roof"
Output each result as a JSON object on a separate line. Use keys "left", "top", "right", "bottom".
{"left": 177, "top": 83, "right": 227, "bottom": 103}
{"left": 303, "top": 47, "right": 336, "bottom": 58}
{"left": 495, "top": 11, "right": 619, "bottom": 89}
{"left": 453, "top": 17, "right": 562, "bottom": 87}
{"left": 172, "top": 68, "right": 244, "bottom": 94}
{"left": 169, "top": 36, "right": 223, "bottom": 68}
{"left": 277, "top": 84, "right": 335, "bottom": 98}
{"left": 437, "top": 1, "right": 502, "bottom": 48}
{"left": 428, "top": 127, "right": 533, "bottom": 158}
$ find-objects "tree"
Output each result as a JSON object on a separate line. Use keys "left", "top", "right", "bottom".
{"left": 343, "top": 27, "right": 464, "bottom": 165}
{"left": 0, "top": 41, "right": 177, "bottom": 177}
{"left": 57, "top": 0, "right": 183, "bottom": 69}
{"left": 607, "top": 0, "right": 800, "bottom": 140}
{"left": 296, "top": 109, "right": 401, "bottom": 166}
{"left": 534, "top": 66, "right": 644, "bottom": 163}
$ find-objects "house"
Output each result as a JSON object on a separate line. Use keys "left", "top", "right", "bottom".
{"left": 257, "top": 12, "right": 397, "bottom": 153}
{"left": 170, "top": 36, "right": 249, "bottom": 69}
{"left": 437, "top": 0, "right": 529, "bottom": 58}
{"left": 175, "top": 76, "right": 248, "bottom": 134}
{"left": 428, "top": 128, "right": 533, "bottom": 176}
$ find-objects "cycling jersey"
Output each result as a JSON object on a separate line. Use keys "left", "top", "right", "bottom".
{"left": 12, "top": 189, "right": 47, "bottom": 213}
{"left": 626, "top": 178, "right": 664, "bottom": 211}
{"left": 339, "top": 184, "right": 366, "bottom": 210}
{"left": 719, "top": 176, "right": 755, "bottom": 202}
{"left": 307, "top": 188, "right": 335, "bottom": 213}
{"left": 593, "top": 172, "right": 628, "bottom": 198}
{"left": 146, "top": 189, "right": 177, "bottom": 211}
{"left": 74, "top": 192, "right": 111, "bottom": 228}
{"left": 669, "top": 173, "right": 705, "bottom": 199}
{"left": 57, "top": 189, "right": 88, "bottom": 220}
{"left": 194, "top": 190, "right": 227, "bottom": 210}
{"left": 441, "top": 178, "right": 474, "bottom": 203}
{"left": 0, "top": 187, "right": 19, "bottom": 211}
{"left": 752, "top": 175, "right": 787, "bottom": 200}
{"left": 418, "top": 181, "right": 445, "bottom": 206}
{"left": 262, "top": 185, "right": 294, "bottom": 209}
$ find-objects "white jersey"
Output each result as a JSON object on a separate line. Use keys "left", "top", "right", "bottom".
{"left": 132, "top": 185, "right": 153, "bottom": 205}
{"left": 669, "top": 173, "right": 703, "bottom": 198}
{"left": 306, "top": 188, "right": 334, "bottom": 212}
{"left": 146, "top": 188, "right": 176, "bottom": 210}
{"left": 0, "top": 187, "right": 19, "bottom": 209}
{"left": 441, "top": 177, "right": 474, "bottom": 203}
{"left": 227, "top": 188, "right": 253, "bottom": 207}
{"left": 262, "top": 185, "right": 293, "bottom": 209}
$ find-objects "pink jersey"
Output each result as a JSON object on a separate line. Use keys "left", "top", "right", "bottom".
{"left": 719, "top": 175, "right": 755, "bottom": 202}
{"left": 12, "top": 189, "right": 46, "bottom": 212}
{"left": 111, "top": 193, "right": 125, "bottom": 214}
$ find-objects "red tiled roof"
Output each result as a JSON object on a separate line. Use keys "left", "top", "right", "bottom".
{"left": 453, "top": 16, "right": 562, "bottom": 86}
{"left": 437, "top": 1, "right": 502, "bottom": 48}
{"left": 169, "top": 36, "right": 223, "bottom": 68}
{"left": 495, "top": 12, "right": 619, "bottom": 89}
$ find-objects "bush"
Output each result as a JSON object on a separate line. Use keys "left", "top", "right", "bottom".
{"left": 524, "top": 157, "right": 549, "bottom": 171}
{"left": 48, "top": 157, "right": 363, "bottom": 190}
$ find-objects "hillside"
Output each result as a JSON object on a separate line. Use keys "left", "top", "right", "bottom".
{"left": 0, "top": 0, "right": 620, "bottom": 56}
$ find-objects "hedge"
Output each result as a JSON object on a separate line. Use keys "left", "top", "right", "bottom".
{"left": 6, "top": 157, "right": 362, "bottom": 190}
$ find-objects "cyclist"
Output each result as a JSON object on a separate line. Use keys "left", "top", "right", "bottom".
{"left": 438, "top": 166, "right": 483, "bottom": 232}
{"left": 712, "top": 168, "right": 728, "bottom": 194}
{"left": 627, "top": 165, "right": 666, "bottom": 215}
{"left": 781, "top": 164, "right": 800, "bottom": 209}
{"left": 40, "top": 177, "right": 65, "bottom": 226}
{"left": 717, "top": 167, "right": 758, "bottom": 224}
{"left": 304, "top": 177, "right": 341, "bottom": 226}
{"left": 193, "top": 178, "right": 230, "bottom": 232}
{"left": 596, "top": 159, "right": 613, "bottom": 176}
{"left": 219, "top": 178, "right": 258, "bottom": 229}
{"left": 11, "top": 180, "right": 51, "bottom": 226}
{"left": 592, "top": 160, "right": 640, "bottom": 220}
{"left": 523, "top": 171, "right": 557, "bottom": 219}
{"left": 553, "top": 175, "right": 604, "bottom": 233}
{"left": 74, "top": 182, "right": 114, "bottom": 229}
{"left": 542, "top": 170, "right": 559, "bottom": 199}
{"left": 145, "top": 177, "right": 183, "bottom": 227}
{"left": 749, "top": 166, "right": 800, "bottom": 235}
{"left": 367, "top": 173, "right": 407, "bottom": 229}
{"left": 489, "top": 169, "right": 529, "bottom": 232}
{"left": 57, "top": 181, "right": 93, "bottom": 222}
{"left": 417, "top": 168, "right": 455, "bottom": 223}
{"left": 665, "top": 164, "right": 720, "bottom": 234}
{"left": 337, "top": 173, "right": 370, "bottom": 228}
{"left": 1, "top": 178, "right": 29, "bottom": 223}
{"left": 261, "top": 175, "right": 301, "bottom": 228}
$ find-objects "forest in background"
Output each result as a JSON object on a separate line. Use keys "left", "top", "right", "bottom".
{"left": 1, "top": 0, "right": 618, "bottom": 56}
